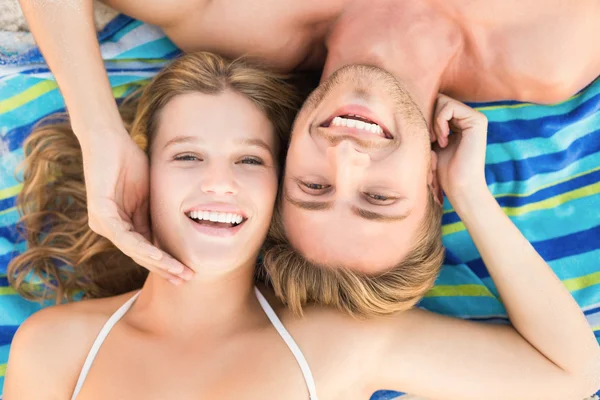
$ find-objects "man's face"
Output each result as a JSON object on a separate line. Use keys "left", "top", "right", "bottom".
{"left": 282, "top": 65, "right": 437, "bottom": 274}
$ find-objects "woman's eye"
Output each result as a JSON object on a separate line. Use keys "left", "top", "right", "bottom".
{"left": 174, "top": 154, "right": 201, "bottom": 161}
{"left": 365, "top": 193, "right": 396, "bottom": 204}
{"left": 239, "top": 157, "right": 264, "bottom": 165}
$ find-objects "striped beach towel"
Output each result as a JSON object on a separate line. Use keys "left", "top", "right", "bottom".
{"left": 0, "top": 15, "right": 598, "bottom": 399}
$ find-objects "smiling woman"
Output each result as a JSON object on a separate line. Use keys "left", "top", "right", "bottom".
{"left": 7, "top": 51, "right": 299, "bottom": 303}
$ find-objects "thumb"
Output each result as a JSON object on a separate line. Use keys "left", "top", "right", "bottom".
{"left": 132, "top": 199, "right": 152, "bottom": 243}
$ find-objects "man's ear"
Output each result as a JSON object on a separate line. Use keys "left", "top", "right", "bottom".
{"left": 427, "top": 150, "right": 444, "bottom": 206}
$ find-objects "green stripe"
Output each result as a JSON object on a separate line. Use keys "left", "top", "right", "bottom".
{"left": 442, "top": 181, "right": 600, "bottom": 235}
{"left": 425, "top": 284, "right": 496, "bottom": 298}
{"left": 443, "top": 166, "right": 600, "bottom": 215}
{"left": 0, "top": 287, "right": 17, "bottom": 295}
{"left": 0, "top": 80, "right": 57, "bottom": 114}
{"left": 564, "top": 271, "right": 600, "bottom": 292}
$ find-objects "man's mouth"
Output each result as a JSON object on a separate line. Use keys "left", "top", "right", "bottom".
{"left": 319, "top": 106, "right": 393, "bottom": 139}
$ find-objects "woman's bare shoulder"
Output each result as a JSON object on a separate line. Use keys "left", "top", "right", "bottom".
{"left": 4, "top": 293, "right": 136, "bottom": 399}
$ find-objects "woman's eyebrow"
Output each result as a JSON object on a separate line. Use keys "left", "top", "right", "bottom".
{"left": 235, "top": 138, "right": 274, "bottom": 154}
{"left": 163, "top": 135, "right": 202, "bottom": 150}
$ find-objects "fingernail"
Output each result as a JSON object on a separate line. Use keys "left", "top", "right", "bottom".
{"left": 179, "top": 269, "right": 194, "bottom": 280}
{"left": 168, "top": 265, "right": 184, "bottom": 274}
{"left": 168, "top": 278, "right": 183, "bottom": 286}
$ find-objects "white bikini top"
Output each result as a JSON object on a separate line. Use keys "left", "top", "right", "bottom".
{"left": 71, "top": 287, "right": 318, "bottom": 399}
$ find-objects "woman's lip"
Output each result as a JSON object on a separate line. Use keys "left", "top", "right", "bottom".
{"left": 187, "top": 217, "right": 245, "bottom": 238}
{"left": 319, "top": 104, "right": 393, "bottom": 138}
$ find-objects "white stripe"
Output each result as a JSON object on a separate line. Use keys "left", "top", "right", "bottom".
{"left": 70, "top": 291, "right": 141, "bottom": 400}
{"left": 254, "top": 287, "right": 319, "bottom": 400}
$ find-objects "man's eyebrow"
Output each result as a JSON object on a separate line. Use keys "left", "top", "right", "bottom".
{"left": 163, "top": 135, "right": 202, "bottom": 150}
{"left": 284, "top": 191, "right": 333, "bottom": 211}
{"left": 351, "top": 205, "right": 410, "bottom": 222}
{"left": 235, "top": 138, "right": 274, "bottom": 154}
{"left": 284, "top": 189, "right": 410, "bottom": 220}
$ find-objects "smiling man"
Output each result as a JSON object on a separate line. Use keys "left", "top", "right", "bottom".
{"left": 259, "top": 65, "right": 446, "bottom": 316}
{"left": 283, "top": 65, "right": 443, "bottom": 274}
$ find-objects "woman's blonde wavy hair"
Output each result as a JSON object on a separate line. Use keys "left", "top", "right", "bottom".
{"left": 8, "top": 52, "right": 299, "bottom": 304}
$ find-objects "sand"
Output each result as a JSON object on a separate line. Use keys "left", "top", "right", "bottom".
{"left": 0, "top": 0, "right": 119, "bottom": 32}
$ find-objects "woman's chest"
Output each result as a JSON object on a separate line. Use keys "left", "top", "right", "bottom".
{"left": 74, "top": 331, "right": 314, "bottom": 399}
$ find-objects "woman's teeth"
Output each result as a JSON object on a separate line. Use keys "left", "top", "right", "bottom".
{"left": 331, "top": 115, "right": 384, "bottom": 135}
{"left": 188, "top": 210, "right": 244, "bottom": 225}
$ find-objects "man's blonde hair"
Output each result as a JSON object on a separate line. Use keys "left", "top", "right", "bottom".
{"left": 262, "top": 191, "right": 445, "bottom": 317}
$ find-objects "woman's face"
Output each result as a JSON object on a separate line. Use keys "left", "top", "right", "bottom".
{"left": 148, "top": 90, "right": 279, "bottom": 275}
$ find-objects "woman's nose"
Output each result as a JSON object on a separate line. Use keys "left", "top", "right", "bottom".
{"left": 200, "top": 163, "right": 237, "bottom": 196}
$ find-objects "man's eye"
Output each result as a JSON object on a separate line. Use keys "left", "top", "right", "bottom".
{"left": 303, "top": 182, "right": 328, "bottom": 190}
{"left": 239, "top": 157, "right": 264, "bottom": 165}
{"left": 365, "top": 193, "right": 396, "bottom": 205}
{"left": 174, "top": 154, "right": 201, "bottom": 161}
{"left": 299, "top": 181, "right": 331, "bottom": 195}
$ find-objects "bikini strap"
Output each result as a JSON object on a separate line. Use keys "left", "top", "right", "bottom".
{"left": 254, "top": 287, "right": 319, "bottom": 400}
{"left": 71, "top": 291, "right": 142, "bottom": 400}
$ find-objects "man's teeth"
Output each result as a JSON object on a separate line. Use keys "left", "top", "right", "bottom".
{"left": 188, "top": 210, "right": 244, "bottom": 224}
{"left": 331, "top": 116, "right": 384, "bottom": 135}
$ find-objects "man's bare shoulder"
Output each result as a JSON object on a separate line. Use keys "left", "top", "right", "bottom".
{"left": 4, "top": 293, "right": 135, "bottom": 399}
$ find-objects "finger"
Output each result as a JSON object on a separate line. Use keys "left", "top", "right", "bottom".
{"left": 434, "top": 102, "right": 452, "bottom": 147}
{"left": 109, "top": 218, "right": 194, "bottom": 278}
{"left": 131, "top": 256, "right": 188, "bottom": 284}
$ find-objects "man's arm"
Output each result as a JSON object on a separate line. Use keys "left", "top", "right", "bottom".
{"left": 19, "top": 0, "right": 195, "bottom": 139}
{"left": 371, "top": 189, "right": 600, "bottom": 399}
{"left": 366, "top": 96, "right": 600, "bottom": 399}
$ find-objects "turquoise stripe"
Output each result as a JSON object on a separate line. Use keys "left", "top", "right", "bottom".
{"left": 107, "top": 74, "right": 152, "bottom": 87}
{"left": 0, "top": 149, "right": 23, "bottom": 191}
{"left": 0, "top": 241, "right": 25, "bottom": 258}
{"left": 0, "top": 295, "right": 43, "bottom": 325}
{"left": 435, "top": 263, "right": 485, "bottom": 286}
{"left": 485, "top": 113, "right": 600, "bottom": 164}
{"left": 0, "top": 346, "right": 10, "bottom": 364}
{"left": 116, "top": 38, "right": 178, "bottom": 60}
{"left": 481, "top": 277, "right": 600, "bottom": 309}
{"left": 0, "top": 75, "right": 42, "bottom": 100}
{"left": 479, "top": 79, "right": 600, "bottom": 123}
{"left": 0, "top": 210, "right": 19, "bottom": 229}
{"left": 486, "top": 153, "right": 600, "bottom": 197}
{"left": 105, "top": 19, "right": 144, "bottom": 43}
{"left": 571, "top": 282, "right": 600, "bottom": 306}
{"left": 1, "top": 77, "right": 144, "bottom": 131}
{"left": 1, "top": 88, "right": 63, "bottom": 129}
{"left": 443, "top": 192, "right": 600, "bottom": 262}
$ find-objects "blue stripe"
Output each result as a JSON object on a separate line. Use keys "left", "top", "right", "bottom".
{"left": 487, "top": 151, "right": 600, "bottom": 197}
{"left": 484, "top": 129, "right": 600, "bottom": 185}
{"left": 466, "top": 77, "right": 600, "bottom": 112}
{"left": 476, "top": 86, "right": 600, "bottom": 129}
{"left": 117, "top": 38, "right": 179, "bottom": 60}
{"left": 0, "top": 326, "right": 18, "bottom": 347}
{"left": 485, "top": 110, "right": 600, "bottom": 164}
{"left": 101, "top": 17, "right": 141, "bottom": 43}
{"left": 464, "top": 224, "right": 600, "bottom": 279}
{"left": 442, "top": 168, "right": 600, "bottom": 226}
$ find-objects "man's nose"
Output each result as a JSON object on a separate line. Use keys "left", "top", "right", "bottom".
{"left": 327, "top": 140, "right": 370, "bottom": 198}
{"left": 200, "top": 162, "right": 237, "bottom": 196}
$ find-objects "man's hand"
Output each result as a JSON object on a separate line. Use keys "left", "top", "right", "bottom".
{"left": 430, "top": 94, "right": 489, "bottom": 204}
{"left": 82, "top": 129, "right": 194, "bottom": 284}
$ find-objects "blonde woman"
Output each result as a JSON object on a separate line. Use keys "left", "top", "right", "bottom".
{"left": 4, "top": 53, "right": 599, "bottom": 400}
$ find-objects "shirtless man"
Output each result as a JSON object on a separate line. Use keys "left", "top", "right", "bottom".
{"left": 20, "top": 0, "right": 600, "bottom": 279}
